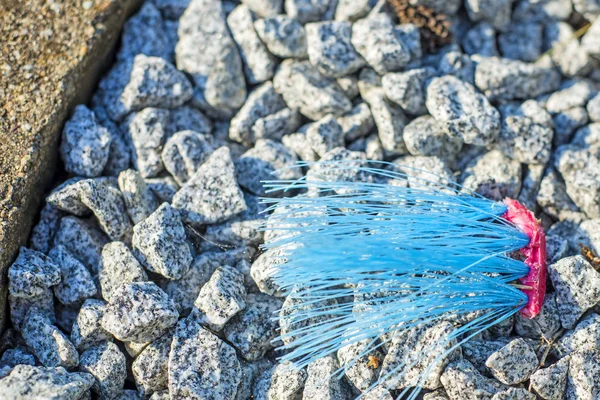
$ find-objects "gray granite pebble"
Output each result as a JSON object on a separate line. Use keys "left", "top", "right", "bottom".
{"left": 514, "top": 292, "right": 561, "bottom": 340}
{"left": 460, "top": 150, "right": 522, "bottom": 201}
{"left": 303, "top": 355, "right": 352, "bottom": 400}
{"left": 554, "top": 144, "right": 600, "bottom": 218}
{"left": 251, "top": 248, "right": 288, "bottom": 297}
{"left": 474, "top": 57, "right": 561, "bottom": 102}
{"left": 172, "top": 146, "right": 248, "bottom": 225}
{"left": 498, "top": 23, "right": 543, "bottom": 62}
{"left": 437, "top": 51, "right": 475, "bottom": 86}
{"left": 462, "top": 23, "right": 498, "bottom": 57}
{"left": 165, "top": 247, "right": 253, "bottom": 315}
{"left": 461, "top": 338, "right": 511, "bottom": 376}
{"left": 228, "top": 5, "right": 278, "bottom": 84}
{"left": 22, "top": 308, "right": 79, "bottom": 369}
{"left": 497, "top": 113, "right": 553, "bottom": 165}
{"left": 145, "top": 175, "right": 180, "bottom": 203}
{"left": 492, "top": 388, "right": 536, "bottom": 400}
{"left": 166, "top": 106, "right": 213, "bottom": 137}
{"left": 99, "top": 241, "right": 148, "bottom": 301}
{"left": 224, "top": 293, "right": 283, "bottom": 361}
{"left": 279, "top": 289, "right": 337, "bottom": 346}
{"left": 441, "top": 359, "right": 508, "bottom": 400}
{"left": 176, "top": 0, "right": 247, "bottom": 118}
{"left": 168, "top": 316, "right": 241, "bottom": 400}
{"left": 253, "top": 361, "right": 307, "bottom": 400}
{"left": 242, "top": 0, "right": 283, "bottom": 17}
{"left": 254, "top": 16, "right": 308, "bottom": 59}
{"left": 118, "top": 2, "right": 171, "bottom": 61}
{"left": 351, "top": 14, "right": 411, "bottom": 75}
{"left": 282, "top": 132, "right": 319, "bottom": 162}
{"left": 573, "top": 123, "right": 600, "bottom": 148}
{"left": 54, "top": 218, "right": 109, "bottom": 276}
{"left": 566, "top": 349, "right": 600, "bottom": 400}
{"left": 548, "top": 256, "right": 600, "bottom": 329}
{"left": 70, "top": 299, "right": 113, "bottom": 351}
{"left": 537, "top": 169, "right": 582, "bottom": 221}
{"left": 336, "top": 102, "right": 375, "bottom": 142}
{"left": 9, "top": 289, "right": 55, "bottom": 331}
{"left": 8, "top": 247, "right": 61, "bottom": 299}
{"left": 337, "top": 339, "right": 383, "bottom": 392}
{"left": 0, "top": 365, "right": 94, "bottom": 400}
{"left": 104, "top": 129, "right": 132, "bottom": 177}
{"left": 118, "top": 169, "right": 159, "bottom": 224}
{"left": 29, "top": 203, "right": 64, "bottom": 254}
{"left": 552, "top": 107, "right": 589, "bottom": 146}
{"left": 403, "top": 115, "right": 463, "bottom": 159}
{"left": 0, "top": 347, "right": 36, "bottom": 368}
{"left": 582, "top": 14, "right": 600, "bottom": 58}
{"left": 530, "top": 356, "right": 569, "bottom": 400}
{"left": 546, "top": 22, "right": 594, "bottom": 78}
{"left": 336, "top": 75, "right": 359, "bottom": 99}
{"left": 383, "top": 67, "right": 435, "bottom": 116}
{"left": 60, "top": 105, "right": 112, "bottom": 178}
{"left": 513, "top": 0, "right": 572, "bottom": 23}
{"left": 465, "top": 0, "right": 513, "bottom": 31}
{"left": 102, "top": 281, "right": 179, "bottom": 343}
{"left": 252, "top": 107, "right": 303, "bottom": 143}
{"left": 132, "top": 330, "right": 173, "bottom": 397}
{"left": 485, "top": 338, "right": 538, "bottom": 385}
{"left": 546, "top": 80, "right": 598, "bottom": 114}
{"left": 229, "top": 82, "right": 287, "bottom": 146}
{"left": 133, "top": 203, "right": 192, "bottom": 280}
{"left": 194, "top": 265, "right": 247, "bottom": 331}
{"left": 426, "top": 75, "right": 500, "bottom": 146}
{"left": 161, "top": 130, "right": 214, "bottom": 186}
{"left": 274, "top": 59, "right": 352, "bottom": 121}
{"left": 49, "top": 245, "right": 96, "bottom": 305}
{"left": 79, "top": 342, "right": 126, "bottom": 400}
{"left": 285, "top": 0, "right": 331, "bottom": 24}
{"left": 306, "top": 21, "right": 365, "bottom": 78}
{"left": 334, "top": 0, "right": 375, "bottom": 21}
{"left": 306, "top": 114, "right": 344, "bottom": 157}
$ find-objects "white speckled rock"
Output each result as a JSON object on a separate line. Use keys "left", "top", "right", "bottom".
{"left": 101, "top": 282, "right": 179, "bottom": 343}
{"left": 118, "top": 169, "right": 159, "bottom": 224}
{"left": 382, "top": 67, "right": 436, "bottom": 116}
{"left": 133, "top": 203, "right": 192, "bottom": 280}
{"left": 8, "top": 247, "right": 61, "bottom": 299}
{"left": 242, "top": 0, "right": 283, "bottom": 17}
{"left": 403, "top": 115, "right": 463, "bottom": 159}
{"left": 530, "top": 356, "right": 569, "bottom": 400}
{"left": 485, "top": 338, "right": 538, "bottom": 385}
{"left": 0, "top": 365, "right": 94, "bottom": 400}
{"left": 70, "top": 299, "right": 113, "bottom": 351}
{"left": 48, "top": 245, "right": 96, "bottom": 305}
{"left": 117, "top": 2, "right": 171, "bottom": 61}
{"left": 566, "top": 349, "right": 600, "bottom": 400}
{"left": 441, "top": 359, "right": 508, "bottom": 400}
{"left": 161, "top": 130, "right": 215, "bottom": 186}
{"left": 99, "top": 241, "right": 148, "bottom": 301}
{"left": 253, "top": 361, "right": 307, "bottom": 400}
{"left": 79, "top": 342, "right": 127, "bottom": 400}
{"left": 285, "top": 0, "right": 331, "bottom": 24}
{"left": 254, "top": 16, "right": 308, "bottom": 59}
{"left": 132, "top": 330, "right": 174, "bottom": 397}
{"left": 460, "top": 150, "right": 522, "bottom": 201}
{"left": 465, "top": 0, "right": 513, "bottom": 31}
{"left": 303, "top": 355, "right": 353, "bottom": 400}
{"left": 168, "top": 316, "right": 241, "bottom": 400}
{"left": 337, "top": 339, "right": 383, "bottom": 392}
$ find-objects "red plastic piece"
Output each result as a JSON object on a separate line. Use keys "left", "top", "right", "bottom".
{"left": 502, "top": 198, "right": 546, "bottom": 319}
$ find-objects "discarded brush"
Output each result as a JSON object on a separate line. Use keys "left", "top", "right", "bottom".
{"left": 260, "top": 161, "right": 546, "bottom": 399}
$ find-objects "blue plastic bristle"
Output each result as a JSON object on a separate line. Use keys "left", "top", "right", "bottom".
{"left": 260, "top": 161, "right": 531, "bottom": 399}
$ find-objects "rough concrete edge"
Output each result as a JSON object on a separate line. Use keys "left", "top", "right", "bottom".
{"left": 0, "top": 0, "right": 144, "bottom": 334}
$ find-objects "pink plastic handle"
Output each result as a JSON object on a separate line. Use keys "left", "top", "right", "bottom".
{"left": 502, "top": 198, "right": 546, "bottom": 319}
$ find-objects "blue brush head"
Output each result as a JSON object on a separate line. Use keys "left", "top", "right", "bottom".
{"left": 261, "top": 160, "right": 531, "bottom": 399}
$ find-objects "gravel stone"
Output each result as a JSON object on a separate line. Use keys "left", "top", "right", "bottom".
{"left": 474, "top": 57, "right": 561, "bottom": 102}
{"left": 252, "top": 107, "right": 303, "bottom": 142}
{"left": 242, "top": 0, "right": 283, "bottom": 17}
{"left": 530, "top": 356, "right": 569, "bottom": 400}
{"left": 279, "top": 290, "right": 337, "bottom": 346}
{"left": 8, "top": 247, "right": 61, "bottom": 299}
{"left": 48, "top": 245, "right": 96, "bottom": 305}
{"left": 99, "top": 241, "right": 148, "bottom": 301}
{"left": 351, "top": 15, "right": 411, "bottom": 75}
{"left": 546, "top": 80, "right": 598, "bottom": 114}
{"left": 121, "top": 107, "right": 170, "bottom": 178}
{"left": 383, "top": 67, "right": 436, "bottom": 116}
{"left": 22, "top": 309, "right": 79, "bottom": 369}
{"left": 552, "top": 107, "right": 589, "bottom": 146}
{"left": 514, "top": 292, "right": 561, "bottom": 340}
{"left": 273, "top": 59, "right": 352, "bottom": 120}
{"left": 0, "top": 348, "right": 36, "bottom": 368}
{"left": 582, "top": 16, "right": 600, "bottom": 60}
{"left": 305, "top": 114, "right": 344, "bottom": 157}
{"left": 403, "top": 115, "right": 463, "bottom": 159}
{"left": 254, "top": 16, "right": 308, "bottom": 59}
{"left": 498, "top": 23, "right": 543, "bottom": 62}
{"left": 102, "top": 282, "right": 179, "bottom": 343}
{"left": 54, "top": 217, "right": 109, "bottom": 275}
{"left": 381, "top": 322, "right": 460, "bottom": 390}
{"left": 585, "top": 93, "right": 600, "bottom": 121}
{"left": 303, "top": 355, "right": 352, "bottom": 400}
{"left": 161, "top": 130, "right": 214, "bottom": 186}
{"left": 70, "top": 299, "right": 113, "bottom": 351}
{"left": 165, "top": 247, "right": 253, "bottom": 315}
{"left": 537, "top": 169, "right": 582, "bottom": 221}
{"left": 492, "top": 388, "right": 536, "bottom": 400}
{"left": 29, "top": 204, "right": 64, "bottom": 254}
{"left": 60, "top": 105, "right": 112, "bottom": 178}
{"left": 485, "top": 338, "right": 538, "bottom": 385}
{"left": 517, "top": 163, "right": 545, "bottom": 211}
{"left": 336, "top": 74, "right": 360, "bottom": 99}
{"left": 104, "top": 129, "right": 132, "bottom": 177}
{"left": 306, "top": 21, "right": 365, "bottom": 78}
{"left": 118, "top": 169, "right": 159, "bottom": 224}
{"left": 441, "top": 359, "right": 508, "bottom": 400}
{"left": 168, "top": 316, "right": 241, "bottom": 400}
{"left": 437, "top": 51, "right": 476, "bottom": 85}
{"left": 337, "top": 102, "right": 375, "bottom": 142}
{"left": 172, "top": 146, "right": 248, "bottom": 225}
{"left": 548, "top": 255, "right": 600, "bottom": 329}
{"left": 282, "top": 132, "right": 319, "bottom": 162}
{"left": 546, "top": 22, "right": 595, "bottom": 78}
{"left": 117, "top": 2, "right": 171, "bottom": 61}
{"left": 461, "top": 339, "right": 511, "bottom": 376}
{"left": 566, "top": 349, "right": 600, "bottom": 400}
{"left": 462, "top": 23, "right": 499, "bottom": 57}
{"left": 228, "top": 5, "right": 278, "bottom": 84}
{"left": 224, "top": 293, "right": 283, "bottom": 361}
{"left": 497, "top": 114, "right": 553, "bottom": 165}
{"left": 9, "top": 289, "right": 55, "bottom": 331}
{"left": 555, "top": 313, "right": 600, "bottom": 358}
{"left": 235, "top": 139, "right": 301, "bottom": 196}
{"left": 79, "top": 342, "right": 127, "bottom": 400}
{"left": 166, "top": 106, "right": 213, "bottom": 137}
{"left": 146, "top": 175, "right": 180, "bottom": 203}
{"left": 460, "top": 150, "right": 522, "bottom": 201}
{"left": 132, "top": 330, "right": 173, "bottom": 397}
{"left": 285, "top": 0, "right": 331, "bottom": 24}
{"left": 0, "top": 365, "right": 94, "bottom": 400}
{"left": 337, "top": 339, "right": 383, "bottom": 392}
{"left": 251, "top": 248, "right": 288, "bottom": 297}
{"left": 465, "top": 0, "right": 513, "bottom": 31}
{"left": 176, "top": 0, "right": 247, "bottom": 118}
{"left": 253, "top": 361, "right": 307, "bottom": 400}
{"left": 235, "top": 360, "right": 273, "bottom": 400}
{"left": 426, "top": 75, "right": 500, "bottom": 146}
{"left": 513, "top": 0, "right": 572, "bottom": 23}
{"left": 573, "top": 0, "right": 600, "bottom": 19}
{"left": 194, "top": 265, "right": 247, "bottom": 331}
{"left": 554, "top": 144, "right": 600, "bottom": 218}
{"left": 334, "top": 0, "right": 375, "bottom": 21}
{"left": 229, "top": 82, "right": 287, "bottom": 146}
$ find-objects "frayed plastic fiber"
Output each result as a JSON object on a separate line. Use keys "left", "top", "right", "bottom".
{"left": 260, "top": 161, "right": 536, "bottom": 399}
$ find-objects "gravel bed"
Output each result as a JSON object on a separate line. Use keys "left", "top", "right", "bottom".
{"left": 1, "top": 0, "right": 600, "bottom": 399}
